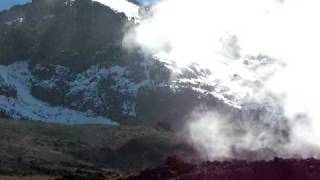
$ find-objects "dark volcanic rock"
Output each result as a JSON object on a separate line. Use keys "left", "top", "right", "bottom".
{"left": 0, "top": 85, "right": 17, "bottom": 98}
{"left": 0, "top": 75, "right": 17, "bottom": 98}
{"left": 126, "top": 157, "right": 320, "bottom": 180}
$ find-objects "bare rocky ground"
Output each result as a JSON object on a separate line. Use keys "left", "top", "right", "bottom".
{"left": 0, "top": 118, "right": 194, "bottom": 180}
{"left": 126, "top": 156, "right": 320, "bottom": 180}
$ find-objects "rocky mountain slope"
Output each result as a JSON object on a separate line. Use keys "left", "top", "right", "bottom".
{"left": 0, "top": 0, "right": 230, "bottom": 126}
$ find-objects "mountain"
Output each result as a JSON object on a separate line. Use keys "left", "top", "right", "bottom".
{"left": 0, "top": 0, "right": 305, "bottom": 178}
{"left": 0, "top": 0, "right": 233, "bottom": 127}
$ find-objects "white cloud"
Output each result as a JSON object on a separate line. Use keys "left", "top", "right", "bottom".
{"left": 126, "top": 0, "right": 320, "bottom": 158}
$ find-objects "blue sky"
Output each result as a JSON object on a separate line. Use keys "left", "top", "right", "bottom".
{"left": 0, "top": 0, "right": 157, "bottom": 11}
{"left": 0, "top": 0, "right": 31, "bottom": 11}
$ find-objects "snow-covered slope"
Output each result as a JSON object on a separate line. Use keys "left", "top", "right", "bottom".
{"left": 0, "top": 0, "right": 241, "bottom": 126}
{"left": 94, "top": 0, "right": 140, "bottom": 19}
{"left": 0, "top": 62, "right": 118, "bottom": 125}
{"left": 154, "top": 52, "right": 284, "bottom": 109}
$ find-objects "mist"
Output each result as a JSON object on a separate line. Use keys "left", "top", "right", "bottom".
{"left": 124, "top": 0, "right": 320, "bottom": 159}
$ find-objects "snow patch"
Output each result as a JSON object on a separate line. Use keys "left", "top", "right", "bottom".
{"left": 94, "top": 0, "right": 140, "bottom": 19}
{"left": 67, "top": 64, "right": 150, "bottom": 117}
{"left": 5, "top": 17, "right": 24, "bottom": 26}
{"left": 0, "top": 62, "right": 118, "bottom": 125}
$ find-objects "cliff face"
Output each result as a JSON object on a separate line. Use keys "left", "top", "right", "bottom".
{"left": 0, "top": 0, "right": 230, "bottom": 125}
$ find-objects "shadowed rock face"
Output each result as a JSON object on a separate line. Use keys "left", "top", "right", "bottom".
{"left": 0, "top": 0, "right": 133, "bottom": 71}
{"left": 126, "top": 156, "right": 320, "bottom": 180}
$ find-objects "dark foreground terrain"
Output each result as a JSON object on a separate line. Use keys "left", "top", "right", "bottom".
{"left": 127, "top": 156, "right": 320, "bottom": 180}
{"left": 2, "top": 118, "right": 320, "bottom": 180}
{"left": 0, "top": 118, "right": 193, "bottom": 179}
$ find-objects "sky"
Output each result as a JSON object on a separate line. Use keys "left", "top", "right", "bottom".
{"left": 0, "top": 0, "right": 31, "bottom": 11}
{"left": 0, "top": 0, "right": 157, "bottom": 11}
